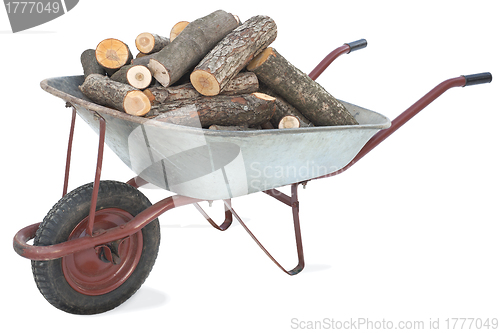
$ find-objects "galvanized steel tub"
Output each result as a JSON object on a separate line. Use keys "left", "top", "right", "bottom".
{"left": 41, "top": 75, "right": 391, "bottom": 200}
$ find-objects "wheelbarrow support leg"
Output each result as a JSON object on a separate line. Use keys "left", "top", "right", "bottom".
{"left": 87, "top": 115, "right": 106, "bottom": 236}
{"left": 193, "top": 200, "right": 233, "bottom": 231}
{"left": 226, "top": 183, "right": 305, "bottom": 276}
{"left": 62, "top": 106, "right": 77, "bottom": 197}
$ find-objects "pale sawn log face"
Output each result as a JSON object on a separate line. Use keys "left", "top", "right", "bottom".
{"left": 79, "top": 74, "right": 150, "bottom": 116}
{"left": 191, "top": 15, "right": 277, "bottom": 96}
{"left": 148, "top": 10, "right": 239, "bottom": 87}
{"left": 126, "top": 65, "right": 152, "bottom": 89}
{"left": 110, "top": 64, "right": 152, "bottom": 89}
{"left": 150, "top": 93, "right": 276, "bottom": 128}
{"left": 169, "top": 21, "right": 189, "bottom": 41}
{"left": 95, "top": 38, "right": 133, "bottom": 71}
{"left": 248, "top": 48, "right": 358, "bottom": 126}
{"left": 278, "top": 115, "right": 300, "bottom": 129}
{"left": 135, "top": 33, "right": 170, "bottom": 54}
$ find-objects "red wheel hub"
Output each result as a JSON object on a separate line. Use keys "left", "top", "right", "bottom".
{"left": 62, "top": 208, "right": 143, "bottom": 296}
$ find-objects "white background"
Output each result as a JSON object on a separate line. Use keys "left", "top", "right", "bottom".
{"left": 1, "top": 1, "right": 498, "bottom": 331}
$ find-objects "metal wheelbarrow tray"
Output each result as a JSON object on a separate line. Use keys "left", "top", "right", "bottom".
{"left": 12, "top": 39, "right": 493, "bottom": 314}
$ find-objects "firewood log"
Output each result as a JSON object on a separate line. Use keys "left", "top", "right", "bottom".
{"left": 135, "top": 33, "right": 170, "bottom": 54}
{"left": 148, "top": 10, "right": 239, "bottom": 87}
{"left": 190, "top": 15, "right": 277, "bottom": 96}
{"left": 259, "top": 84, "right": 314, "bottom": 127}
{"left": 110, "top": 64, "right": 153, "bottom": 89}
{"left": 131, "top": 52, "right": 158, "bottom": 66}
{"left": 150, "top": 92, "right": 276, "bottom": 128}
{"left": 278, "top": 115, "right": 300, "bottom": 129}
{"left": 247, "top": 47, "right": 358, "bottom": 126}
{"left": 79, "top": 74, "right": 151, "bottom": 116}
{"left": 95, "top": 38, "right": 133, "bottom": 76}
{"left": 80, "top": 49, "right": 106, "bottom": 78}
{"left": 146, "top": 72, "right": 259, "bottom": 104}
{"left": 170, "top": 21, "right": 189, "bottom": 41}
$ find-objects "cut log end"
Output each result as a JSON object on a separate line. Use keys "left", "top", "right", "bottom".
{"left": 135, "top": 33, "right": 155, "bottom": 54}
{"left": 123, "top": 90, "right": 151, "bottom": 116}
{"left": 170, "top": 21, "right": 189, "bottom": 41}
{"left": 127, "top": 65, "right": 152, "bottom": 89}
{"left": 148, "top": 59, "right": 170, "bottom": 87}
{"left": 253, "top": 92, "right": 275, "bottom": 101}
{"left": 95, "top": 38, "right": 131, "bottom": 69}
{"left": 190, "top": 70, "right": 220, "bottom": 96}
{"left": 143, "top": 89, "right": 155, "bottom": 103}
{"left": 247, "top": 47, "right": 276, "bottom": 71}
{"left": 278, "top": 115, "right": 300, "bottom": 129}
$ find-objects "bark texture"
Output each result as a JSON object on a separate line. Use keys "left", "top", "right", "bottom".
{"left": 146, "top": 71, "right": 259, "bottom": 104}
{"left": 79, "top": 74, "right": 151, "bottom": 116}
{"left": 148, "top": 10, "right": 239, "bottom": 87}
{"left": 132, "top": 52, "right": 158, "bottom": 66}
{"left": 81, "top": 49, "right": 106, "bottom": 78}
{"left": 150, "top": 92, "right": 276, "bottom": 128}
{"left": 135, "top": 33, "right": 170, "bottom": 54}
{"left": 190, "top": 15, "right": 277, "bottom": 96}
{"left": 259, "top": 83, "right": 314, "bottom": 127}
{"left": 247, "top": 48, "right": 358, "bottom": 126}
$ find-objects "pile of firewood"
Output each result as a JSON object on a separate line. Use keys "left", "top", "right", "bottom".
{"left": 79, "top": 9, "right": 358, "bottom": 130}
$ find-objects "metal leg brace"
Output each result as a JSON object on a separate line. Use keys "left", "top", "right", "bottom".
{"left": 195, "top": 184, "right": 305, "bottom": 275}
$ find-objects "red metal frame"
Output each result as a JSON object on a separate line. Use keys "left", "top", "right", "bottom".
{"left": 12, "top": 40, "right": 490, "bottom": 277}
{"left": 13, "top": 195, "right": 203, "bottom": 261}
{"left": 308, "top": 43, "right": 351, "bottom": 80}
{"left": 62, "top": 107, "right": 76, "bottom": 197}
{"left": 87, "top": 116, "right": 106, "bottom": 236}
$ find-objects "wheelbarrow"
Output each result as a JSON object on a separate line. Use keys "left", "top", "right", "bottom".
{"left": 13, "top": 39, "right": 492, "bottom": 314}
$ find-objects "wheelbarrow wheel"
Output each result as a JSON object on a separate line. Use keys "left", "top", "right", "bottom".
{"left": 31, "top": 180, "right": 160, "bottom": 315}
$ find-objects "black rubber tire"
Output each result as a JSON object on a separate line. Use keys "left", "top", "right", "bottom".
{"left": 31, "top": 180, "right": 160, "bottom": 315}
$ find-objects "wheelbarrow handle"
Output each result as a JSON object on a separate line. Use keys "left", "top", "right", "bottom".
{"left": 314, "top": 72, "right": 493, "bottom": 180}
{"left": 308, "top": 39, "right": 367, "bottom": 80}
{"left": 462, "top": 72, "right": 493, "bottom": 86}
{"left": 346, "top": 39, "right": 368, "bottom": 53}
{"left": 353, "top": 72, "right": 493, "bottom": 162}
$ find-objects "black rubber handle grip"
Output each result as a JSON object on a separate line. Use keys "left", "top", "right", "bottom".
{"left": 462, "top": 72, "right": 493, "bottom": 86}
{"left": 346, "top": 39, "right": 367, "bottom": 53}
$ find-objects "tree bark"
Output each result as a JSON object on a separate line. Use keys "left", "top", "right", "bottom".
{"left": 95, "top": 38, "right": 133, "bottom": 76}
{"left": 259, "top": 83, "right": 314, "bottom": 128}
{"left": 150, "top": 92, "right": 276, "bottom": 128}
{"left": 247, "top": 47, "right": 358, "bottom": 126}
{"left": 135, "top": 32, "right": 170, "bottom": 54}
{"left": 110, "top": 64, "right": 153, "bottom": 89}
{"left": 148, "top": 10, "right": 239, "bottom": 87}
{"left": 79, "top": 74, "right": 151, "bottom": 116}
{"left": 190, "top": 15, "right": 277, "bottom": 96}
{"left": 146, "top": 71, "right": 259, "bottom": 104}
{"left": 170, "top": 21, "right": 189, "bottom": 41}
{"left": 80, "top": 49, "right": 106, "bottom": 78}
{"left": 131, "top": 52, "right": 158, "bottom": 66}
